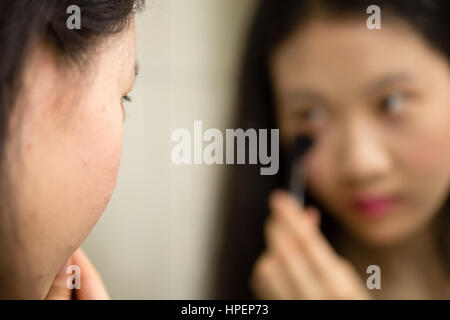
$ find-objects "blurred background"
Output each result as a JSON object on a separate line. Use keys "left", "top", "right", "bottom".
{"left": 83, "top": 0, "right": 258, "bottom": 299}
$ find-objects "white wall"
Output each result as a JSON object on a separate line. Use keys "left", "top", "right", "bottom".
{"left": 83, "top": 0, "right": 258, "bottom": 299}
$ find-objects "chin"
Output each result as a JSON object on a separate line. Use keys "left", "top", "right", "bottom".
{"left": 351, "top": 223, "right": 419, "bottom": 248}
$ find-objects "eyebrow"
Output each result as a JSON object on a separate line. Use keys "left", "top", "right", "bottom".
{"left": 363, "top": 72, "right": 415, "bottom": 95}
{"left": 282, "top": 72, "right": 416, "bottom": 104}
{"left": 283, "top": 89, "right": 328, "bottom": 105}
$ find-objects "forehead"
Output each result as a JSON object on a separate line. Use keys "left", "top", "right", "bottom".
{"left": 113, "top": 20, "right": 136, "bottom": 69}
{"left": 93, "top": 19, "right": 136, "bottom": 85}
{"left": 270, "top": 17, "right": 431, "bottom": 92}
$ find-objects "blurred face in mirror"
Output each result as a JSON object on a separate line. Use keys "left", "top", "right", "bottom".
{"left": 271, "top": 16, "right": 450, "bottom": 247}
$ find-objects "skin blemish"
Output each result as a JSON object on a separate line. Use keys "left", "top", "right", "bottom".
{"left": 26, "top": 143, "right": 32, "bottom": 152}
{"left": 82, "top": 161, "right": 88, "bottom": 167}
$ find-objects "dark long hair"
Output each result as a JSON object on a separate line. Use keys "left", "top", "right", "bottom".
{"left": 0, "top": 0, "right": 144, "bottom": 162}
{"left": 212, "top": 0, "right": 450, "bottom": 299}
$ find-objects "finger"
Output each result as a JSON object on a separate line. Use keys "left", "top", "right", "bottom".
{"left": 71, "top": 248, "right": 110, "bottom": 300}
{"left": 265, "top": 216, "right": 323, "bottom": 299}
{"left": 250, "top": 253, "right": 293, "bottom": 300}
{"left": 269, "top": 190, "right": 342, "bottom": 280}
{"left": 271, "top": 192, "right": 371, "bottom": 299}
{"left": 269, "top": 190, "right": 318, "bottom": 227}
{"left": 45, "top": 256, "right": 74, "bottom": 300}
{"left": 306, "top": 207, "right": 321, "bottom": 227}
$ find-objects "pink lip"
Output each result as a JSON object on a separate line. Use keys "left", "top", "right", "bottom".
{"left": 352, "top": 194, "right": 398, "bottom": 218}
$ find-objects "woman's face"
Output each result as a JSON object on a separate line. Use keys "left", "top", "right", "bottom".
{"left": 1, "top": 19, "right": 136, "bottom": 297}
{"left": 271, "top": 17, "right": 450, "bottom": 247}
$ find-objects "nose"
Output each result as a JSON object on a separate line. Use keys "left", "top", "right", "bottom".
{"left": 337, "top": 119, "right": 392, "bottom": 188}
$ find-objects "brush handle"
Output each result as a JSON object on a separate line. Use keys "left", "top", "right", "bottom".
{"left": 288, "top": 135, "right": 314, "bottom": 206}
{"left": 289, "top": 158, "right": 307, "bottom": 207}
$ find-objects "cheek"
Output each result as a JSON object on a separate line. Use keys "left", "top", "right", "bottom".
{"left": 35, "top": 101, "right": 123, "bottom": 232}
{"left": 402, "top": 128, "right": 450, "bottom": 174}
{"left": 400, "top": 94, "right": 450, "bottom": 190}
{"left": 55, "top": 102, "right": 124, "bottom": 247}
{"left": 398, "top": 122, "right": 450, "bottom": 211}
{"left": 55, "top": 103, "right": 123, "bottom": 217}
{"left": 6, "top": 98, "right": 123, "bottom": 282}
{"left": 77, "top": 103, "right": 123, "bottom": 211}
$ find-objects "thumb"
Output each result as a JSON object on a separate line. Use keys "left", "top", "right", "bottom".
{"left": 71, "top": 248, "right": 110, "bottom": 300}
{"left": 45, "top": 256, "right": 74, "bottom": 300}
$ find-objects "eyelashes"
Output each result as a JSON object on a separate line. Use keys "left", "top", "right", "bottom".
{"left": 121, "top": 95, "right": 132, "bottom": 103}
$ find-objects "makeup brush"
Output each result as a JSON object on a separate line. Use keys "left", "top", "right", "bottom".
{"left": 289, "top": 135, "right": 315, "bottom": 206}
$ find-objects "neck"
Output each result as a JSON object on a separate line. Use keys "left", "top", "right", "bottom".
{"left": 0, "top": 192, "right": 49, "bottom": 299}
{"left": 336, "top": 214, "right": 449, "bottom": 299}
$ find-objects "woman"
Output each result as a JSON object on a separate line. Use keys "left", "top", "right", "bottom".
{"left": 0, "top": 0, "right": 144, "bottom": 299}
{"left": 214, "top": 0, "right": 450, "bottom": 299}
